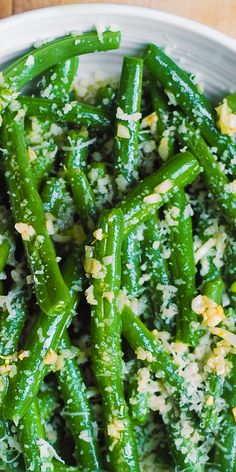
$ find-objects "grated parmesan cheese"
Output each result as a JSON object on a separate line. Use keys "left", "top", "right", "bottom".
{"left": 116, "top": 107, "right": 142, "bottom": 123}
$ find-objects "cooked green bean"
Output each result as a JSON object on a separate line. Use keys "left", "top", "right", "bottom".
{"left": 2, "top": 31, "right": 121, "bottom": 93}
{"left": 3, "top": 251, "right": 83, "bottom": 423}
{"left": 173, "top": 111, "right": 236, "bottom": 226}
{"left": 57, "top": 332, "right": 102, "bottom": 470}
{"left": 119, "top": 151, "right": 201, "bottom": 236}
{"left": 141, "top": 214, "right": 174, "bottom": 331}
{"left": 144, "top": 43, "right": 236, "bottom": 176}
{"left": 114, "top": 56, "right": 143, "bottom": 193}
{"left": 167, "top": 189, "right": 199, "bottom": 345}
{"left": 121, "top": 305, "right": 183, "bottom": 392}
{"left": 200, "top": 279, "right": 225, "bottom": 432}
{"left": 64, "top": 128, "right": 89, "bottom": 172}
{"left": 40, "top": 57, "right": 78, "bottom": 102}
{"left": 89, "top": 208, "right": 139, "bottom": 471}
{"left": 18, "top": 96, "right": 110, "bottom": 128}
{"left": 2, "top": 110, "right": 71, "bottom": 316}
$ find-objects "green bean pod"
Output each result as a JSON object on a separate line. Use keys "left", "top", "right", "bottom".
{"left": 64, "top": 128, "right": 89, "bottom": 172}
{"left": 224, "top": 232, "right": 236, "bottom": 309}
{"left": 57, "top": 331, "right": 102, "bottom": 471}
{"left": 114, "top": 56, "right": 143, "bottom": 193}
{"left": 20, "top": 398, "right": 76, "bottom": 472}
{"left": 121, "top": 230, "right": 150, "bottom": 425}
{"left": 87, "top": 162, "right": 114, "bottom": 211}
{"left": 2, "top": 110, "right": 71, "bottom": 316}
{"left": 40, "top": 57, "right": 78, "bottom": 102}
{"left": 41, "top": 177, "right": 74, "bottom": 232}
{"left": 3, "top": 31, "right": 121, "bottom": 93}
{"left": 119, "top": 151, "right": 201, "bottom": 237}
{"left": 173, "top": 112, "right": 236, "bottom": 226}
{"left": 214, "top": 357, "right": 236, "bottom": 471}
{"left": 89, "top": 208, "right": 139, "bottom": 471}
{"left": 165, "top": 409, "right": 205, "bottom": 472}
{"left": 141, "top": 214, "right": 175, "bottom": 331}
{"left": 0, "top": 419, "right": 23, "bottom": 471}
{"left": 200, "top": 279, "right": 225, "bottom": 432}
{"left": 144, "top": 43, "right": 236, "bottom": 176}
{"left": 30, "top": 58, "right": 78, "bottom": 188}
{"left": 66, "top": 169, "right": 97, "bottom": 226}
{"left": 121, "top": 305, "right": 183, "bottom": 392}
{"left": 167, "top": 189, "right": 199, "bottom": 345}
{"left": 0, "top": 286, "right": 29, "bottom": 356}
{"left": 19, "top": 96, "right": 110, "bottom": 128}
{"left": 121, "top": 230, "right": 142, "bottom": 299}
{"left": 38, "top": 382, "right": 59, "bottom": 423}
{"left": 3, "top": 251, "right": 83, "bottom": 423}
{"left": 148, "top": 76, "right": 175, "bottom": 159}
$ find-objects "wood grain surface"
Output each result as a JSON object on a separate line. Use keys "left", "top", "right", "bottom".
{"left": 0, "top": 0, "right": 236, "bottom": 39}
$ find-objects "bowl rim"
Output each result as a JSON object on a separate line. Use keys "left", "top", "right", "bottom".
{"left": 0, "top": 3, "right": 236, "bottom": 52}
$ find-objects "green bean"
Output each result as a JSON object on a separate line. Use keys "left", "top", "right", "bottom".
{"left": 119, "top": 151, "right": 201, "bottom": 236}
{"left": 30, "top": 58, "right": 78, "bottom": 188}
{"left": 41, "top": 177, "right": 74, "bottom": 232}
{"left": 173, "top": 112, "right": 236, "bottom": 226}
{"left": 121, "top": 230, "right": 149, "bottom": 425}
{"left": 148, "top": 76, "right": 175, "bottom": 159}
{"left": 20, "top": 398, "right": 77, "bottom": 472}
{"left": 20, "top": 399, "right": 48, "bottom": 471}
{"left": 0, "top": 286, "right": 29, "bottom": 357}
{"left": 121, "top": 305, "right": 183, "bottom": 392}
{"left": 26, "top": 117, "right": 58, "bottom": 190}
{"left": 224, "top": 232, "right": 236, "bottom": 309}
{"left": 141, "top": 214, "right": 174, "bottom": 331}
{"left": 96, "top": 84, "right": 116, "bottom": 109}
{"left": 38, "top": 383, "right": 59, "bottom": 423}
{"left": 166, "top": 409, "right": 205, "bottom": 472}
{"left": 40, "top": 57, "right": 78, "bottom": 102}
{"left": 64, "top": 129, "right": 89, "bottom": 172}
{"left": 201, "top": 278, "right": 224, "bottom": 305}
{"left": 66, "top": 169, "right": 97, "bottom": 227}
{"left": 121, "top": 230, "right": 142, "bottom": 299}
{"left": 57, "top": 331, "right": 102, "bottom": 471}
{"left": 2, "top": 31, "right": 121, "bottom": 93}
{"left": 214, "top": 357, "right": 236, "bottom": 471}
{"left": 200, "top": 279, "right": 225, "bottom": 433}
{"left": 0, "top": 419, "right": 23, "bottom": 471}
{"left": 3, "top": 251, "right": 83, "bottom": 423}
{"left": 87, "top": 162, "right": 114, "bottom": 211}
{"left": 196, "top": 205, "right": 226, "bottom": 283}
{"left": 114, "top": 56, "right": 143, "bottom": 193}
{"left": 18, "top": 96, "right": 110, "bottom": 128}
{"left": 167, "top": 189, "right": 199, "bottom": 345}
{"left": 89, "top": 208, "right": 139, "bottom": 471}
{"left": 144, "top": 43, "right": 236, "bottom": 176}
{"left": 2, "top": 110, "right": 70, "bottom": 316}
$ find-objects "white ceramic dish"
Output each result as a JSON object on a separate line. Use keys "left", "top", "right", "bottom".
{"left": 0, "top": 3, "right": 236, "bottom": 102}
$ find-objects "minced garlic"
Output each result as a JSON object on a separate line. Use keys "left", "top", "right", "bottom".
{"left": 107, "top": 419, "right": 125, "bottom": 440}
{"left": 117, "top": 124, "right": 130, "bottom": 139}
{"left": 154, "top": 179, "right": 173, "bottom": 194}
{"left": 216, "top": 99, "right": 236, "bottom": 136}
{"left": 43, "top": 349, "right": 58, "bottom": 366}
{"left": 15, "top": 222, "right": 36, "bottom": 241}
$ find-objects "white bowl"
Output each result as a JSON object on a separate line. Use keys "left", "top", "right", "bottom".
{"left": 0, "top": 3, "right": 236, "bottom": 102}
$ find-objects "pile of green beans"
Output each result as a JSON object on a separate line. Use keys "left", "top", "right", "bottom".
{"left": 0, "top": 29, "right": 235, "bottom": 472}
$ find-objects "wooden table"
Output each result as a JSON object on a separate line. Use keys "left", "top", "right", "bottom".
{"left": 1, "top": 0, "right": 236, "bottom": 39}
